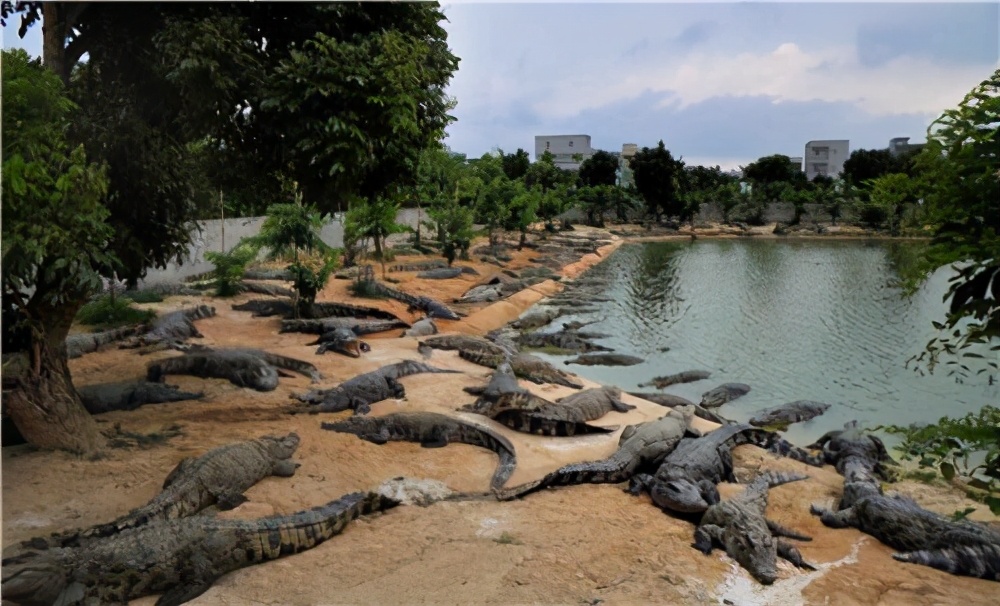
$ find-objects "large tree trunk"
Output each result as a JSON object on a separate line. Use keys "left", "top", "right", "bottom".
{"left": 3, "top": 297, "right": 105, "bottom": 454}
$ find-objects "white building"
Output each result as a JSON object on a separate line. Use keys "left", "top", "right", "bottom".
{"left": 804, "top": 140, "right": 849, "bottom": 180}
{"left": 534, "top": 134, "right": 595, "bottom": 170}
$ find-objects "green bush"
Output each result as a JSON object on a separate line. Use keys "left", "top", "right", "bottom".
{"left": 205, "top": 240, "right": 260, "bottom": 296}
{"left": 76, "top": 295, "right": 156, "bottom": 328}
{"left": 121, "top": 290, "right": 164, "bottom": 303}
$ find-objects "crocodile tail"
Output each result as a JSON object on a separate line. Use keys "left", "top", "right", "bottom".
{"left": 893, "top": 544, "right": 1000, "bottom": 581}
{"left": 741, "top": 429, "right": 826, "bottom": 467}
{"left": 762, "top": 470, "right": 809, "bottom": 488}
{"left": 458, "top": 424, "right": 518, "bottom": 491}
{"left": 248, "top": 492, "right": 400, "bottom": 560}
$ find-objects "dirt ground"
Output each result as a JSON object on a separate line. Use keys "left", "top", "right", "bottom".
{"left": 3, "top": 226, "right": 999, "bottom": 605}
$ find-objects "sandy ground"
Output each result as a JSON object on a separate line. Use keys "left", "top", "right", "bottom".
{"left": 3, "top": 226, "right": 1000, "bottom": 605}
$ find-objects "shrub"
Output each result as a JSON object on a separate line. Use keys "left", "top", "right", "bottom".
{"left": 76, "top": 295, "right": 156, "bottom": 328}
{"left": 205, "top": 240, "right": 260, "bottom": 296}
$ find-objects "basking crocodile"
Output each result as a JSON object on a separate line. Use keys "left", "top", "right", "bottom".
{"left": 388, "top": 259, "right": 448, "bottom": 273}
{"left": 510, "top": 353, "right": 584, "bottom": 388}
{"left": 363, "top": 280, "right": 463, "bottom": 320}
{"left": 694, "top": 473, "right": 816, "bottom": 585}
{"left": 238, "top": 280, "right": 296, "bottom": 298}
{"left": 699, "top": 382, "right": 752, "bottom": 408}
{"left": 1, "top": 491, "right": 398, "bottom": 606}
{"left": 809, "top": 422, "right": 1000, "bottom": 580}
{"left": 494, "top": 406, "right": 696, "bottom": 501}
{"left": 628, "top": 423, "right": 824, "bottom": 514}
{"left": 511, "top": 306, "right": 561, "bottom": 330}
{"left": 77, "top": 381, "right": 204, "bottom": 414}
{"left": 322, "top": 412, "right": 517, "bottom": 490}
{"left": 147, "top": 348, "right": 322, "bottom": 392}
{"left": 66, "top": 324, "right": 147, "bottom": 359}
{"left": 233, "top": 299, "right": 401, "bottom": 321}
{"left": 403, "top": 317, "right": 438, "bottom": 337}
{"left": 626, "top": 392, "right": 731, "bottom": 426}
{"left": 12, "top": 433, "right": 300, "bottom": 552}
{"left": 280, "top": 317, "right": 409, "bottom": 336}
{"left": 307, "top": 328, "right": 370, "bottom": 357}
{"left": 463, "top": 362, "right": 528, "bottom": 399}
{"left": 749, "top": 400, "right": 831, "bottom": 429}
{"left": 294, "top": 361, "right": 459, "bottom": 414}
{"left": 565, "top": 353, "right": 644, "bottom": 367}
{"left": 416, "top": 267, "right": 463, "bottom": 279}
{"left": 422, "top": 334, "right": 509, "bottom": 359}
{"left": 460, "top": 391, "right": 617, "bottom": 437}
{"left": 243, "top": 267, "right": 295, "bottom": 281}
{"left": 120, "top": 305, "right": 216, "bottom": 349}
{"left": 638, "top": 370, "right": 712, "bottom": 390}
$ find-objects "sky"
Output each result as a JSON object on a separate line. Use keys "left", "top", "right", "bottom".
{"left": 5, "top": 2, "right": 997, "bottom": 171}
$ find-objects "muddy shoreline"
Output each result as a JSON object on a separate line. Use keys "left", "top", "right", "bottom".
{"left": 3, "top": 225, "right": 997, "bottom": 606}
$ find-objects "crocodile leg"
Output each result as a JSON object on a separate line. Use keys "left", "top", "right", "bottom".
{"left": 810, "top": 503, "right": 856, "bottom": 529}
{"left": 767, "top": 519, "right": 812, "bottom": 542}
{"left": 693, "top": 524, "right": 723, "bottom": 555}
{"left": 777, "top": 540, "right": 817, "bottom": 570}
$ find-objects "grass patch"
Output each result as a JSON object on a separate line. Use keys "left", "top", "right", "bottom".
{"left": 493, "top": 531, "right": 522, "bottom": 545}
{"left": 77, "top": 295, "right": 156, "bottom": 328}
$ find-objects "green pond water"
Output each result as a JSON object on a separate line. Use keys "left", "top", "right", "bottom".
{"left": 531, "top": 239, "right": 999, "bottom": 447}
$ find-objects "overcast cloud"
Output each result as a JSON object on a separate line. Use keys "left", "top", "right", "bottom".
{"left": 5, "top": 2, "right": 997, "bottom": 170}
{"left": 440, "top": 1, "right": 999, "bottom": 169}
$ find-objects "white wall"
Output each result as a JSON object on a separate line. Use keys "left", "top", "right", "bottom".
{"left": 534, "top": 134, "right": 594, "bottom": 170}
{"left": 138, "top": 208, "right": 423, "bottom": 286}
{"left": 804, "top": 140, "right": 849, "bottom": 180}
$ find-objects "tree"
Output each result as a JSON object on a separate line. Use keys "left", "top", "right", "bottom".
{"left": 630, "top": 140, "right": 685, "bottom": 220}
{"left": 865, "top": 173, "right": 913, "bottom": 235}
{"left": 343, "top": 194, "right": 410, "bottom": 262}
{"left": 475, "top": 177, "right": 517, "bottom": 249}
{"left": 578, "top": 150, "right": 619, "bottom": 187}
{"left": 742, "top": 154, "right": 804, "bottom": 188}
{"left": 713, "top": 182, "right": 744, "bottom": 225}
{"left": 500, "top": 148, "right": 531, "bottom": 181}
{"left": 507, "top": 186, "right": 541, "bottom": 248}
{"left": 841, "top": 148, "right": 915, "bottom": 186}
{"left": 904, "top": 69, "right": 1000, "bottom": 379}
{"left": 1, "top": 49, "right": 112, "bottom": 452}
{"left": 0, "top": 2, "right": 459, "bottom": 452}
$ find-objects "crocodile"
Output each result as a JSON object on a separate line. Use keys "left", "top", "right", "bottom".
{"left": 511, "top": 306, "right": 561, "bottom": 330}
{"left": 294, "top": 361, "right": 459, "bottom": 414}
{"left": 387, "top": 259, "right": 448, "bottom": 273}
{"left": 243, "top": 267, "right": 295, "bottom": 281}
{"left": 308, "top": 328, "right": 370, "bottom": 357}
{"left": 11, "top": 433, "right": 300, "bottom": 552}
{"left": 238, "top": 280, "right": 296, "bottom": 298}
{"left": 494, "top": 406, "right": 697, "bottom": 501}
{"left": 403, "top": 317, "right": 438, "bottom": 337}
{"left": 416, "top": 267, "right": 463, "bottom": 279}
{"left": 626, "top": 392, "right": 732, "bottom": 426}
{"left": 516, "top": 330, "right": 614, "bottom": 353}
{"left": 693, "top": 473, "right": 816, "bottom": 585}
{"left": 628, "top": 423, "right": 824, "bottom": 514}
{"left": 233, "top": 299, "right": 401, "bottom": 321}
{"left": 77, "top": 381, "right": 204, "bottom": 414}
{"left": 280, "top": 317, "right": 410, "bottom": 336}
{"left": 120, "top": 305, "right": 216, "bottom": 349}
{"left": 637, "top": 370, "right": 712, "bottom": 390}
{"left": 147, "top": 348, "right": 322, "bottom": 392}
{"left": 565, "top": 353, "right": 645, "bottom": 367}
{"left": 510, "top": 353, "right": 584, "bottom": 388}
{"left": 463, "top": 362, "right": 527, "bottom": 399}
{"left": 699, "top": 382, "right": 752, "bottom": 408}
{"left": 460, "top": 391, "right": 617, "bottom": 437}
{"left": 749, "top": 400, "right": 831, "bottom": 429}
{"left": 66, "top": 324, "right": 148, "bottom": 359}
{"left": 809, "top": 422, "right": 1000, "bottom": 580}
{"left": 1, "top": 491, "right": 398, "bottom": 606}
{"left": 363, "top": 280, "right": 463, "bottom": 320}
{"left": 422, "top": 334, "right": 510, "bottom": 359}
{"left": 322, "top": 412, "right": 517, "bottom": 490}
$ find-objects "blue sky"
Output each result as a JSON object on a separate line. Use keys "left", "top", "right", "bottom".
{"left": 5, "top": 2, "right": 997, "bottom": 170}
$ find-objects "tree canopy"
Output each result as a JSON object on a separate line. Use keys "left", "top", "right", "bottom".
{"left": 578, "top": 150, "right": 619, "bottom": 187}
{"left": 630, "top": 140, "right": 686, "bottom": 220}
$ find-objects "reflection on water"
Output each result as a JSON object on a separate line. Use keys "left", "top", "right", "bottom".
{"left": 534, "top": 240, "right": 999, "bottom": 446}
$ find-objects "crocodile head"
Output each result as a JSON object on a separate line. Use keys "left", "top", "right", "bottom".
{"left": 650, "top": 479, "right": 711, "bottom": 513}
{"left": 262, "top": 432, "right": 301, "bottom": 458}
{"left": 321, "top": 416, "right": 388, "bottom": 443}
{"left": 724, "top": 521, "right": 778, "bottom": 585}
{"left": 1, "top": 552, "right": 72, "bottom": 606}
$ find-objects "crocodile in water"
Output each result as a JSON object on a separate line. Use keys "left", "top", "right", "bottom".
{"left": 749, "top": 400, "right": 831, "bottom": 429}
{"left": 699, "top": 382, "right": 752, "bottom": 408}
{"left": 565, "top": 352, "right": 644, "bottom": 367}
{"left": 637, "top": 370, "right": 712, "bottom": 390}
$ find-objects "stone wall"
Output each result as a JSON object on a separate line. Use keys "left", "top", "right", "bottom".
{"left": 138, "top": 208, "right": 422, "bottom": 286}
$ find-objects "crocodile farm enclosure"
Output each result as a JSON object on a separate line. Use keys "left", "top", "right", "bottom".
{"left": 3, "top": 226, "right": 1000, "bottom": 606}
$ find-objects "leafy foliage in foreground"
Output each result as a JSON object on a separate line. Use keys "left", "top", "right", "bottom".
{"left": 76, "top": 295, "right": 156, "bottom": 329}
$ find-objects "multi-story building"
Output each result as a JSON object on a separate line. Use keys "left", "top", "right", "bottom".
{"left": 888, "top": 137, "right": 925, "bottom": 157}
{"left": 804, "top": 139, "right": 849, "bottom": 180}
{"left": 534, "top": 134, "right": 595, "bottom": 170}
{"left": 618, "top": 143, "right": 638, "bottom": 187}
